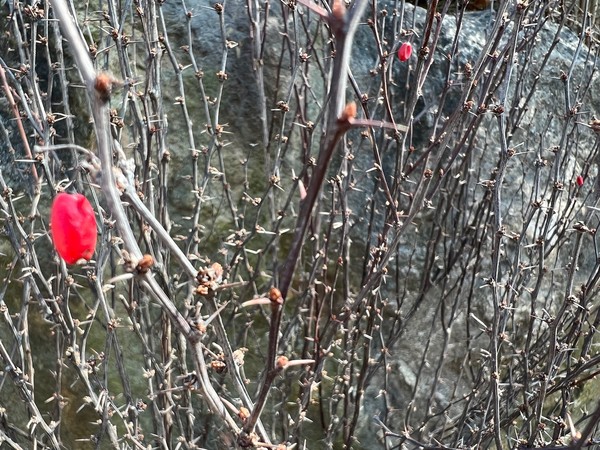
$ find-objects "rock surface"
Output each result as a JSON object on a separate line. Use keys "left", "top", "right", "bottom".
{"left": 154, "top": 1, "right": 600, "bottom": 446}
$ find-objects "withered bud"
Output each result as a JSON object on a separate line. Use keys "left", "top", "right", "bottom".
{"left": 238, "top": 406, "right": 250, "bottom": 422}
{"left": 492, "top": 104, "right": 504, "bottom": 115}
{"left": 589, "top": 119, "right": 600, "bottom": 133}
{"left": 339, "top": 101, "right": 357, "bottom": 123}
{"left": 464, "top": 62, "right": 473, "bottom": 78}
{"left": 196, "top": 262, "right": 224, "bottom": 295}
{"left": 332, "top": 0, "right": 345, "bottom": 20}
{"left": 233, "top": 348, "right": 247, "bottom": 366}
{"left": 94, "top": 72, "right": 115, "bottom": 103}
{"left": 269, "top": 287, "right": 283, "bottom": 305}
{"left": 276, "top": 355, "right": 289, "bottom": 369}
{"left": 276, "top": 100, "right": 289, "bottom": 112}
{"left": 210, "top": 360, "right": 227, "bottom": 373}
{"left": 136, "top": 254, "right": 154, "bottom": 273}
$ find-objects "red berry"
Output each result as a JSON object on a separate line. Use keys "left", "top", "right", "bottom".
{"left": 576, "top": 175, "right": 584, "bottom": 187}
{"left": 50, "top": 192, "right": 97, "bottom": 264}
{"left": 397, "top": 42, "right": 412, "bottom": 62}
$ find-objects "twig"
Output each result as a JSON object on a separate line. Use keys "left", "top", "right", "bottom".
{"left": 51, "top": 0, "right": 243, "bottom": 438}
{"left": 0, "top": 64, "right": 39, "bottom": 184}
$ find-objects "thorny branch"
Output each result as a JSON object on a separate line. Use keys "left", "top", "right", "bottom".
{"left": 3, "top": 0, "right": 600, "bottom": 448}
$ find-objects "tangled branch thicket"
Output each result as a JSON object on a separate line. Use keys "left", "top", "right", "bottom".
{"left": 3, "top": 0, "right": 600, "bottom": 448}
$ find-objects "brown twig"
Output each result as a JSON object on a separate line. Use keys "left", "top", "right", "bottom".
{"left": 0, "top": 64, "right": 39, "bottom": 184}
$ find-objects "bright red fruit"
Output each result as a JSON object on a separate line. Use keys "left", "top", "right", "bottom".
{"left": 50, "top": 192, "right": 97, "bottom": 264}
{"left": 576, "top": 175, "right": 584, "bottom": 187}
{"left": 398, "top": 42, "right": 412, "bottom": 62}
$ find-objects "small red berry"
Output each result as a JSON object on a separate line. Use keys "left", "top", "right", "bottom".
{"left": 397, "top": 42, "right": 412, "bottom": 62}
{"left": 576, "top": 175, "right": 584, "bottom": 187}
{"left": 50, "top": 192, "right": 97, "bottom": 264}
